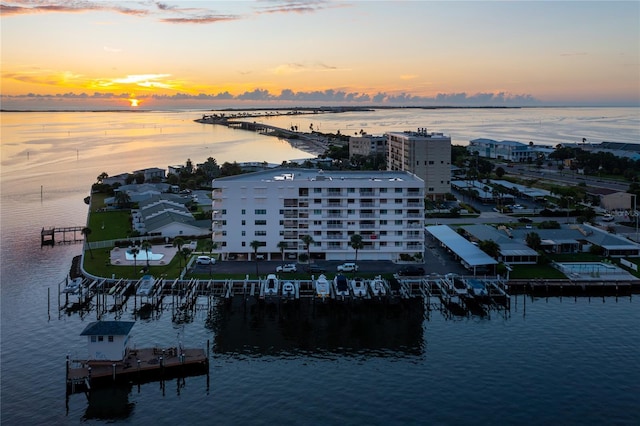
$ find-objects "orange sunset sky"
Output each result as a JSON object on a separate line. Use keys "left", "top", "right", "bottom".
{"left": 1, "top": 0, "right": 638, "bottom": 110}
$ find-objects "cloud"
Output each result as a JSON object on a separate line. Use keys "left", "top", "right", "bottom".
{"left": 400, "top": 74, "right": 418, "bottom": 80}
{"left": 254, "top": 0, "right": 343, "bottom": 15}
{"left": 270, "top": 61, "right": 341, "bottom": 75}
{"left": 0, "top": 1, "right": 148, "bottom": 17}
{"left": 1, "top": 87, "right": 542, "bottom": 107}
{"left": 0, "top": 1, "right": 240, "bottom": 23}
{"left": 103, "top": 46, "right": 121, "bottom": 53}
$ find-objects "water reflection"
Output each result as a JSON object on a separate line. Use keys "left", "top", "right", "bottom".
{"left": 208, "top": 298, "right": 426, "bottom": 358}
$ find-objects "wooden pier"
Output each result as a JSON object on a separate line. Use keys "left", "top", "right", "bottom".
{"left": 41, "top": 226, "right": 85, "bottom": 246}
{"left": 66, "top": 346, "right": 209, "bottom": 394}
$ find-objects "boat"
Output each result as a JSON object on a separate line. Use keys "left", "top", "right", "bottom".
{"left": 262, "top": 274, "right": 279, "bottom": 298}
{"left": 64, "top": 277, "right": 83, "bottom": 294}
{"left": 466, "top": 278, "right": 489, "bottom": 298}
{"left": 369, "top": 275, "right": 387, "bottom": 297}
{"left": 333, "top": 274, "right": 350, "bottom": 300}
{"left": 315, "top": 274, "right": 330, "bottom": 300}
{"left": 350, "top": 276, "right": 368, "bottom": 298}
{"left": 281, "top": 281, "right": 297, "bottom": 300}
{"left": 446, "top": 274, "right": 469, "bottom": 297}
{"left": 136, "top": 275, "right": 155, "bottom": 296}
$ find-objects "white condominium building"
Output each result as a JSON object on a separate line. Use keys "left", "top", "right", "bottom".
{"left": 387, "top": 128, "right": 451, "bottom": 200}
{"left": 211, "top": 168, "right": 425, "bottom": 262}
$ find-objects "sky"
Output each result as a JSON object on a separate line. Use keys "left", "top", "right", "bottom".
{"left": 1, "top": 0, "right": 639, "bottom": 110}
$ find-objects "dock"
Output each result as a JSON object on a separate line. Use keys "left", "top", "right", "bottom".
{"left": 66, "top": 346, "right": 209, "bottom": 394}
{"left": 41, "top": 226, "right": 85, "bottom": 246}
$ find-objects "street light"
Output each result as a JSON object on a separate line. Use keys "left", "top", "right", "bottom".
{"left": 632, "top": 194, "right": 639, "bottom": 243}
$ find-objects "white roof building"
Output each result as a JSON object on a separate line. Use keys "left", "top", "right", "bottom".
{"left": 211, "top": 168, "right": 425, "bottom": 262}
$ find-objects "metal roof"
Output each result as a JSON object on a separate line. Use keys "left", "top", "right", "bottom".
{"left": 426, "top": 225, "right": 498, "bottom": 267}
{"left": 80, "top": 321, "right": 135, "bottom": 336}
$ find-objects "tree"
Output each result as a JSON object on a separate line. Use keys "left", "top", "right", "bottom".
{"left": 300, "top": 235, "right": 314, "bottom": 264}
{"left": 349, "top": 234, "right": 364, "bottom": 264}
{"left": 96, "top": 172, "right": 108, "bottom": 184}
{"left": 180, "top": 247, "right": 192, "bottom": 271}
{"left": 479, "top": 240, "right": 500, "bottom": 259}
{"left": 114, "top": 190, "right": 131, "bottom": 209}
{"left": 130, "top": 246, "right": 139, "bottom": 273}
{"left": 140, "top": 240, "right": 152, "bottom": 270}
{"left": 81, "top": 227, "right": 93, "bottom": 259}
{"left": 277, "top": 241, "right": 288, "bottom": 268}
{"left": 495, "top": 166, "right": 505, "bottom": 178}
{"left": 526, "top": 232, "right": 541, "bottom": 251}
{"left": 250, "top": 240, "right": 262, "bottom": 276}
{"left": 172, "top": 237, "right": 185, "bottom": 268}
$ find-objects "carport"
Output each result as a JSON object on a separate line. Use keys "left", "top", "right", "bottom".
{"left": 425, "top": 225, "right": 498, "bottom": 275}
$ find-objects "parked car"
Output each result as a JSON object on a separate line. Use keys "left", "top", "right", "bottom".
{"left": 196, "top": 256, "right": 215, "bottom": 265}
{"left": 337, "top": 262, "right": 358, "bottom": 272}
{"left": 397, "top": 266, "right": 425, "bottom": 276}
{"left": 304, "top": 265, "right": 326, "bottom": 274}
{"left": 276, "top": 263, "right": 297, "bottom": 273}
{"left": 518, "top": 217, "right": 532, "bottom": 223}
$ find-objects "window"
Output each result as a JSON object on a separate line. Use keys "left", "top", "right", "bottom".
{"left": 108, "top": 336, "right": 114, "bottom": 342}
{"left": 255, "top": 209, "right": 266, "bottom": 215}
{"left": 428, "top": 187, "right": 434, "bottom": 192}
{"left": 380, "top": 188, "right": 387, "bottom": 193}
{"left": 91, "top": 336, "right": 96, "bottom": 342}
{"left": 255, "top": 220, "right": 267, "bottom": 225}
{"left": 241, "top": 209, "right": 246, "bottom": 214}
{"left": 380, "top": 220, "right": 387, "bottom": 225}
{"left": 241, "top": 220, "right": 246, "bottom": 226}
{"left": 429, "top": 161, "right": 434, "bottom": 165}
{"left": 241, "top": 231, "right": 245, "bottom": 236}
{"left": 395, "top": 188, "right": 403, "bottom": 193}
{"left": 255, "top": 231, "right": 266, "bottom": 236}
{"left": 98, "top": 336, "right": 104, "bottom": 342}
{"left": 314, "top": 188, "right": 322, "bottom": 193}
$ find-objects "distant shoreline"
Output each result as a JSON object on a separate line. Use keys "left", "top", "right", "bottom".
{"left": 0, "top": 105, "right": 525, "bottom": 113}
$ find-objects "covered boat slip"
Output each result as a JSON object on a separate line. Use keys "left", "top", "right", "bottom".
{"left": 426, "top": 225, "right": 498, "bottom": 274}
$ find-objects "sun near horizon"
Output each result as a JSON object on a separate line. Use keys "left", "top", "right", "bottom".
{"left": 129, "top": 98, "right": 140, "bottom": 108}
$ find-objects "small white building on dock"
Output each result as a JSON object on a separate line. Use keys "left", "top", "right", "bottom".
{"left": 80, "top": 321, "right": 135, "bottom": 361}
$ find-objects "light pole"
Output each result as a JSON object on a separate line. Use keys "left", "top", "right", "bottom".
{"left": 632, "top": 194, "right": 639, "bottom": 243}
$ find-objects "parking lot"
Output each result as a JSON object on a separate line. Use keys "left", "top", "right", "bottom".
{"left": 191, "top": 240, "right": 471, "bottom": 277}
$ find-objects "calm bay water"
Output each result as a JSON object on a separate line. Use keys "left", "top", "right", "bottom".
{"left": 1, "top": 107, "right": 639, "bottom": 425}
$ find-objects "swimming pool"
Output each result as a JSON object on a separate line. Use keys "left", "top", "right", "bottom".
{"left": 125, "top": 249, "right": 164, "bottom": 261}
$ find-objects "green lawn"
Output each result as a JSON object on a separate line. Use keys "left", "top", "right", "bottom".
{"left": 84, "top": 245, "right": 186, "bottom": 280}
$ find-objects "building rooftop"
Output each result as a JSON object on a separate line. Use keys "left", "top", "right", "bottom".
{"left": 213, "top": 168, "right": 423, "bottom": 184}
{"left": 80, "top": 321, "right": 135, "bottom": 336}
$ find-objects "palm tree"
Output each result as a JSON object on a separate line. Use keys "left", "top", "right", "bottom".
{"left": 478, "top": 240, "right": 500, "bottom": 259}
{"left": 180, "top": 247, "right": 192, "bottom": 265}
{"left": 349, "top": 234, "right": 363, "bottom": 264}
{"left": 300, "top": 235, "right": 314, "bottom": 264}
{"left": 130, "top": 246, "right": 139, "bottom": 273}
{"left": 173, "top": 237, "right": 184, "bottom": 268}
{"left": 277, "top": 241, "right": 288, "bottom": 268}
{"left": 81, "top": 227, "right": 93, "bottom": 259}
{"left": 114, "top": 190, "right": 131, "bottom": 209}
{"left": 140, "top": 240, "right": 152, "bottom": 270}
{"left": 250, "top": 240, "right": 262, "bottom": 276}
{"left": 526, "top": 232, "right": 541, "bottom": 251}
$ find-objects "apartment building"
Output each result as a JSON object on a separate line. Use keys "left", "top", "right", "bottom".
{"left": 349, "top": 134, "right": 388, "bottom": 158}
{"left": 211, "top": 168, "right": 425, "bottom": 262}
{"left": 387, "top": 128, "right": 451, "bottom": 200}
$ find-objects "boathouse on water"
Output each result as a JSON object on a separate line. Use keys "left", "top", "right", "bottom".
{"left": 80, "top": 321, "right": 135, "bottom": 361}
